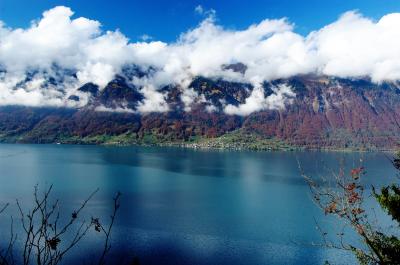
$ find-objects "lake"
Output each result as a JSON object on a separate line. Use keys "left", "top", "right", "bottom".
{"left": 0, "top": 144, "right": 396, "bottom": 265}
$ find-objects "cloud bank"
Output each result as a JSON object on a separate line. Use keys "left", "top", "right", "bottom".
{"left": 0, "top": 6, "right": 400, "bottom": 115}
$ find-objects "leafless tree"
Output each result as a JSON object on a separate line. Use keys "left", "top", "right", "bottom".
{"left": 0, "top": 203, "right": 16, "bottom": 265}
{"left": 0, "top": 185, "right": 122, "bottom": 265}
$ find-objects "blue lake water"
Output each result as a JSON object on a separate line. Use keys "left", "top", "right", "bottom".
{"left": 0, "top": 144, "right": 396, "bottom": 265}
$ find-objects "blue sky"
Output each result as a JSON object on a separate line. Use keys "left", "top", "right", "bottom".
{"left": 0, "top": 0, "right": 400, "bottom": 42}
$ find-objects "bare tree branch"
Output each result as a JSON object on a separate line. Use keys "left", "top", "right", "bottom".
{"left": 0, "top": 185, "right": 123, "bottom": 265}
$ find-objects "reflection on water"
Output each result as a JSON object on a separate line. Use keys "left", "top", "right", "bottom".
{"left": 0, "top": 144, "right": 396, "bottom": 264}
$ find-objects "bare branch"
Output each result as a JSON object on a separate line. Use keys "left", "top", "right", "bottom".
{"left": 0, "top": 186, "right": 124, "bottom": 265}
{"left": 97, "top": 191, "right": 122, "bottom": 265}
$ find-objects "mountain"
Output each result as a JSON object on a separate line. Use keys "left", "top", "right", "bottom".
{"left": 0, "top": 73, "right": 400, "bottom": 151}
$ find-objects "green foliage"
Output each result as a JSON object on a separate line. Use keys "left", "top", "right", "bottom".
{"left": 186, "top": 129, "right": 296, "bottom": 151}
{"left": 376, "top": 232, "right": 400, "bottom": 263}
{"left": 351, "top": 246, "right": 375, "bottom": 265}
{"left": 49, "top": 129, "right": 298, "bottom": 151}
{"left": 354, "top": 159, "right": 400, "bottom": 264}
{"left": 374, "top": 184, "right": 400, "bottom": 224}
{"left": 362, "top": 152, "right": 400, "bottom": 264}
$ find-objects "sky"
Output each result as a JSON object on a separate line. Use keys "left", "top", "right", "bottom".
{"left": 1, "top": 0, "right": 400, "bottom": 42}
{"left": 1, "top": 1, "right": 400, "bottom": 115}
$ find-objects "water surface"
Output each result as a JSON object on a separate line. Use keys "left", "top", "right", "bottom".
{"left": 0, "top": 144, "right": 396, "bottom": 264}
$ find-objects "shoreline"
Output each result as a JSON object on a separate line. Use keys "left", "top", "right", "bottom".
{"left": 0, "top": 139, "right": 396, "bottom": 153}
{"left": 0, "top": 129, "right": 397, "bottom": 153}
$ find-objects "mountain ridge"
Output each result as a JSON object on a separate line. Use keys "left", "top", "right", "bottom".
{"left": 0, "top": 74, "right": 400, "bottom": 150}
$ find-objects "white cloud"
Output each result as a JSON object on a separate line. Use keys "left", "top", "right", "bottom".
{"left": 0, "top": 6, "right": 101, "bottom": 72}
{"left": 181, "top": 87, "right": 200, "bottom": 111}
{"left": 136, "top": 85, "right": 169, "bottom": 113}
{"left": 307, "top": 11, "right": 400, "bottom": 82}
{"left": 77, "top": 62, "right": 115, "bottom": 88}
{"left": 0, "top": 6, "right": 400, "bottom": 114}
{"left": 95, "top": 105, "right": 135, "bottom": 113}
{"left": 194, "top": 5, "right": 215, "bottom": 18}
{"left": 139, "top": 34, "right": 152, "bottom": 41}
{"left": 205, "top": 104, "right": 218, "bottom": 113}
{"left": 194, "top": 5, "right": 204, "bottom": 15}
{"left": 224, "top": 84, "right": 295, "bottom": 116}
